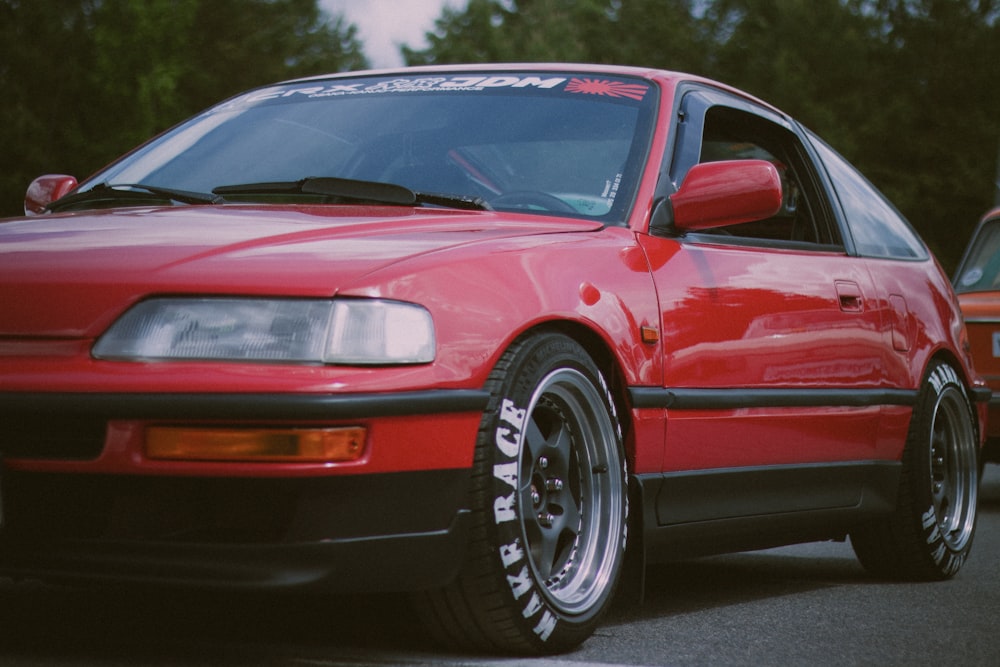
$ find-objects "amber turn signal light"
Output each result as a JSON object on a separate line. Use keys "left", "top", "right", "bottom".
{"left": 145, "top": 426, "right": 366, "bottom": 463}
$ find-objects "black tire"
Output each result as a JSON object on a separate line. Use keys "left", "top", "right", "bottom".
{"left": 850, "top": 361, "right": 979, "bottom": 580}
{"left": 414, "top": 332, "right": 628, "bottom": 654}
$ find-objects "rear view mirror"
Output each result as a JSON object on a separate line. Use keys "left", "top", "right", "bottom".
{"left": 24, "top": 174, "right": 78, "bottom": 216}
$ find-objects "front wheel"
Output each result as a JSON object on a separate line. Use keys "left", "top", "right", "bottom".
{"left": 415, "top": 332, "right": 628, "bottom": 654}
{"left": 851, "top": 361, "right": 979, "bottom": 580}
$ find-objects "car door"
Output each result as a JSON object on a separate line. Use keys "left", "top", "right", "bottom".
{"left": 636, "top": 89, "right": 895, "bottom": 525}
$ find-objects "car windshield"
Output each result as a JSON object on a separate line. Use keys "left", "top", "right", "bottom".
{"left": 956, "top": 218, "right": 1000, "bottom": 293}
{"left": 81, "top": 71, "right": 658, "bottom": 222}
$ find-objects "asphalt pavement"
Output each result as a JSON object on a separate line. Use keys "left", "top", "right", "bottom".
{"left": 1, "top": 467, "right": 999, "bottom": 666}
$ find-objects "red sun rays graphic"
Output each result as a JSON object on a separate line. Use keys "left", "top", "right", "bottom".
{"left": 565, "top": 78, "right": 648, "bottom": 101}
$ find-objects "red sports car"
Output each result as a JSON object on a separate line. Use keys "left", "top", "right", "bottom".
{"left": 954, "top": 206, "right": 1000, "bottom": 462}
{"left": 0, "top": 65, "right": 988, "bottom": 654}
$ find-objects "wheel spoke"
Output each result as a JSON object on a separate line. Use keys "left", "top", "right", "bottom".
{"left": 528, "top": 496, "right": 583, "bottom": 581}
{"left": 545, "top": 423, "right": 574, "bottom": 478}
{"left": 526, "top": 518, "right": 558, "bottom": 580}
{"left": 522, "top": 416, "right": 549, "bottom": 462}
{"left": 554, "top": 494, "right": 583, "bottom": 541}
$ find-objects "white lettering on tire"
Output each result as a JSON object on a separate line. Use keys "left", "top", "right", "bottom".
{"left": 494, "top": 399, "right": 526, "bottom": 459}
{"left": 493, "top": 462, "right": 518, "bottom": 489}
{"left": 499, "top": 539, "right": 524, "bottom": 568}
{"left": 533, "top": 611, "right": 558, "bottom": 641}
{"left": 491, "top": 395, "right": 560, "bottom": 642}
{"left": 494, "top": 492, "right": 516, "bottom": 524}
{"left": 507, "top": 566, "right": 533, "bottom": 599}
{"left": 493, "top": 399, "right": 526, "bottom": 524}
{"left": 920, "top": 366, "right": 971, "bottom": 576}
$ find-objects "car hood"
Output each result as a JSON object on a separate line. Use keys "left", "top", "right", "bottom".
{"left": 0, "top": 205, "right": 601, "bottom": 337}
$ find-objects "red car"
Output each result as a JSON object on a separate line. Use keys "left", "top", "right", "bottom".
{"left": 0, "top": 65, "right": 988, "bottom": 654}
{"left": 954, "top": 206, "right": 1000, "bottom": 462}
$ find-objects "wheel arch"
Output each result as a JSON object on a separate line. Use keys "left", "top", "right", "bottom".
{"left": 927, "top": 348, "right": 972, "bottom": 388}
{"left": 511, "top": 319, "right": 637, "bottom": 464}
{"left": 923, "top": 348, "right": 986, "bottom": 447}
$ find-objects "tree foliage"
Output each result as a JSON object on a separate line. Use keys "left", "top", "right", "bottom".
{"left": 3, "top": 0, "right": 997, "bottom": 270}
{"left": 0, "top": 0, "right": 366, "bottom": 217}
{"left": 406, "top": 0, "right": 1000, "bottom": 270}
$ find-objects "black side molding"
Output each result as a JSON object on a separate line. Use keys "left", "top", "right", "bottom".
{"left": 629, "top": 386, "right": 917, "bottom": 410}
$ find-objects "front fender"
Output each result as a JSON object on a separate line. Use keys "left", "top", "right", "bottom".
{"left": 340, "top": 225, "right": 664, "bottom": 391}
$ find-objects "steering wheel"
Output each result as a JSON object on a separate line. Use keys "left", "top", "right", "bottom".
{"left": 489, "top": 191, "right": 576, "bottom": 214}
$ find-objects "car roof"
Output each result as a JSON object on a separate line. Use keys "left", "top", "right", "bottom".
{"left": 289, "top": 62, "right": 669, "bottom": 82}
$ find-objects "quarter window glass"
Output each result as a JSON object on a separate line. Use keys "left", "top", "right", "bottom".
{"left": 810, "top": 135, "right": 927, "bottom": 260}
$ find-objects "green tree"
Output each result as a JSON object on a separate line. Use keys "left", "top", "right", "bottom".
{"left": 702, "top": 0, "right": 883, "bottom": 153}
{"left": 404, "top": 0, "right": 707, "bottom": 68}
{"left": 175, "top": 0, "right": 368, "bottom": 110}
{"left": 405, "top": 0, "right": 613, "bottom": 64}
{"left": 0, "top": 0, "right": 367, "bottom": 217}
{"left": 405, "top": 0, "right": 999, "bottom": 269}
{"left": 404, "top": 0, "right": 513, "bottom": 64}
{"left": 0, "top": 1, "right": 101, "bottom": 214}
{"left": 89, "top": 0, "right": 202, "bottom": 146}
{"left": 852, "top": 0, "right": 1000, "bottom": 267}
{"left": 608, "top": 0, "right": 712, "bottom": 73}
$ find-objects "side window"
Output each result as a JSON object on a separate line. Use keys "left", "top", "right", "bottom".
{"left": 809, "top": 134, "right": 927, "bottom": 260}
{"left": 693, "top": 106, "right": 839, "bottom": 247}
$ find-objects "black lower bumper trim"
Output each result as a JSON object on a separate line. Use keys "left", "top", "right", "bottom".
{"left": 0, "top": 467, "right": 473, "bottom": 592}
{"left": 0, "top": 510, "right": 471, "bottom": 592}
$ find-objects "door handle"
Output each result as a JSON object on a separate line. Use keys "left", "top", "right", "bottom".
{"left": 835, "top": 280, "right": 863, "bottom": 312}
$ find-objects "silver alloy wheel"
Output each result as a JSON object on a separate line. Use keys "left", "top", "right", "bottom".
{"left": 517, "top": 368, "right": 625, "bottom": 616}
{"left": 928, "top": 384, "right": 978, "bottom": 552}
{"left": 415, "top": 333, "right": 627, "bottom": 652}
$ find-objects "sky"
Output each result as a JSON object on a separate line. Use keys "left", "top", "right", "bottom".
{"left": 320, "top": 0, "right": 458, "bottom": 69}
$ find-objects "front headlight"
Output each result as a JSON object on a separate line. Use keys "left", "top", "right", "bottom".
{"left": 92, "top": 297, "right": 435, "bottom": 365}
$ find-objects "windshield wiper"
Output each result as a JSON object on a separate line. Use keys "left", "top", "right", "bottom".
{"left": 213, "top": 177, "right": 491, "bottom": 211}
{"left": 414, "top": 191, "right": 492, "bottom": 212}
{"left": 47, "top": 182, "right": 223, "bottom": 212}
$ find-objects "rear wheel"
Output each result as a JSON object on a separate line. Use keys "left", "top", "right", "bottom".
{"left": 851, "top": 361, "right": 979, "bottom": 579}
{"left": 415, "top": 332, "right": 628, "bottom": 654}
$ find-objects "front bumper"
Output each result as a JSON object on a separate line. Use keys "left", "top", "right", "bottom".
{"left": 0, "top": 469, "right": 473, "bottom": 592}
{"left": 0, "top": 389, "right": 488, "bottom": 591}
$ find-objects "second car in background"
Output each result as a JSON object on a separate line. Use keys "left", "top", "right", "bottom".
{"left": 954, "top": 206, "right": 1000, "bottom": 462}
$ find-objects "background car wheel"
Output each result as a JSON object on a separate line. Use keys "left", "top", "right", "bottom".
{"left": 414, "top": 331, "right": 628, "bottom": 654}
{"left": 850, "top": 361, "right": 979, "bottom": 580}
